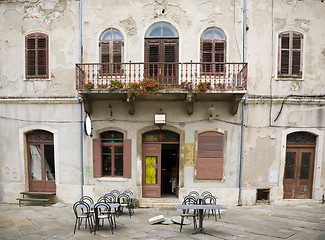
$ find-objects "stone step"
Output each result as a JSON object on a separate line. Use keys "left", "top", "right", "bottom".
{"left": 139, "top": 198, "right": 181, "bottom": 208}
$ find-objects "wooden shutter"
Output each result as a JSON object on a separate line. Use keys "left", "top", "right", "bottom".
{"left": 100, "top": 42, "right": 110, "bottom": 74}
{"left": 123, "top": 139, "right": 132, "bottom": 178}
{"left": 201, "top": 40, "right": 213, "bottom": 73}
{"left": 279, "top": 32, "right": 302, "bottom": 77}
{"left": 214, "top": 41, "right": 225, "bottom": 73}
{"left": 93, "top": 138, "right": 102, "bottom": 178}
{"left": 25, "top": 33, "right": 48, "bottom": 79}
{"left": 197, "top": 131, "right": 224, "bottom": 180}
{"left": 112, "top": 41, "right": 123, "bottom": 73}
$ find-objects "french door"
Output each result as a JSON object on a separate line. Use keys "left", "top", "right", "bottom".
{"left": 28, "top": 142, "right": 55, "bottom": 192}
{"left": 144, "top": 39, "right": 178, "bottom": 86}
{"left": 283, "top": 146, "right": 315, "bottom": 199}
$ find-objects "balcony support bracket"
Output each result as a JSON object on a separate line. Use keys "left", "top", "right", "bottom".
{"left": 186, "top": 93, "right": 195, "bottom": 115}
{"left": 81, "top": 95, "right": 92, "bottom": 115}
{"left": 231, "top": 94, "right": 243, "bottom": 115}
{"left": 127, "top": 94, "right": 135, "bottom": 115}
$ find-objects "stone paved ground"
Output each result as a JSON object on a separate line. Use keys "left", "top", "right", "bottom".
{"left": 0, "top": 201, "right": 325, "bottom": 239}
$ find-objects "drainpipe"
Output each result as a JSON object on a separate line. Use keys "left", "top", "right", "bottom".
{"left": 238, "top": 0, "right": 247, "bottom": 206}
{"left": 78, "top": 0, "right": 84, "bottom": 198}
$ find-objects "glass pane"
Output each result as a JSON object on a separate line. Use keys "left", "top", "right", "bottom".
{"left": 293, "top": 35, "right": 301, "bottom": 49}
{"left": 213, "top": 28, "right": 225, "bottom": 39}
{"left": 143, "top": 130, "right": 179, "bottom": 142}
{"left": 101, "top": 131, "right": 123, "bottom": 143}
{"left": 30, "top": 145, "right": 42, "bottom": 180}
{"left": 287, "top": 132, "right": 316, "bottom": 144}
{"left": 112, "top": 29, "right": 123, "bottom": 40}
{"left": 162, "top": 22, "right": 178, "bottom": 37}
{"left": 44, "top": 145, "right": 55, "bottom": 180}
{"left": 285, "top": 152, "right": 296, "bottom": 179}
{"left": 103, "top": 155, "right": 112, "bottom": 176}
{"left": 145, "top": 156, "right": 157, "bottom": 184}
{"left": 146, "top": 23, "right": 162, "bottom": 37}
{"left": 101, "top": 29, "right": 111, "bottom": 40}
{"left": 202, "top": 28, "right": 213, "bottom": 39}
{"left": 300, "top": 152, "right": 311, "bottom": 179}
{"left": 114, "top": 154, "right": 123, "bottom": 176}
{"left": 102, "top": 146, "right": 112, "bottom": 154}
{"left": 115, "top": 146, "right": 123, "bottom": 154}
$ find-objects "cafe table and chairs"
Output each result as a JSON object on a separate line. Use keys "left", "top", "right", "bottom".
{"left": 72, "top": 201, "right": 94, "bottom": 234}
{"left": 93, "top": 202, "right": 114, "bottom": 235}
{"left": 177, "top": 203, "right": 227, "bottom": 235}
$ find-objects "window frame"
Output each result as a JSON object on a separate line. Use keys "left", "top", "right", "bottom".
{"left": 278, "top": 31, "right": 303, "bottom": 78}
{"left": 196, "top": 131, "right": 224, "bottom": 180}
{"left": 99, "top": 28, "right": 124, "bottom": 75}
{"left": 200, "top": 27, "right": 227, "bottom": 75}
{"left": 25, "top": 33, "right": 49, "bottom": 79}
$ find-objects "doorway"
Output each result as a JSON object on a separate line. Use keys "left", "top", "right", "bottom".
{"left": 27, "top": 130, "right": 56, "bottom": 192}
{"left": 142, "top": 130, "right": 179, "bottom": 198}
{"left": 283, "top": 132, "right": 316, "bottom": 199}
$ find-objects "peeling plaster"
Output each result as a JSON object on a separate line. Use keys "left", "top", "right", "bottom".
{"left": 295, "top": 18, "right": 310, "bottom": 32}
{"left": 274, "top": 18, "right": 286, "bottom": 31}
{"left": 120, "top": 17, "right": 137, "bottom": 36}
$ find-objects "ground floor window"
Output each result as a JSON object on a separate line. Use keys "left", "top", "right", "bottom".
{"left": 93, "top": 131, "right": 131, "bottom": 178}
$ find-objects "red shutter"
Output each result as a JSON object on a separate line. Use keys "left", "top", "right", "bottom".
{"left": 93, "top": 138, "right": 102, "bottom": 178}
{"left": 123, "top": 139, "right": 132, "bottom": 178}
{"left": 197, "top": 131, "right": 224, "bottom": 180}
{"left": 25, "top": 33, "right": 48, "bottom": 79}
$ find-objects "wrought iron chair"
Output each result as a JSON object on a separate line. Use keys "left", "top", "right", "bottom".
{"left": 80, "top": 195, "right": 95, "bottom": 222}
{"left": 201, "top": 191, "right": 212, "bottom": 197}
{"left": 122, "top": 190, "right": 135, "bottom": 214}
{"left": 100, "top": 194, "right": 117, "bottom": 227}
{"left": 187, "top": 191, "right": 200, "bottom": 196}
{"left": 118, "top": 193, "right": 133, "bottom": 218}
{"left": 73, "top": 201, "right": 93, "bottom": 234}
{"left": 93, "top": 202, "right": 114, "bottom": 235}
{"left": 110, "top": 190, "right": 120, "bottom": 195}
{"left": 180, "top": 195, "right": 197, "bottom": 232}
{"left": 203, "top": 195, "right": 218, "bottom": 220}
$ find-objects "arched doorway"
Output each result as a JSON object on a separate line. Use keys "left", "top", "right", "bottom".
{"left": 142, "top": 130, "right": 179, "bottom": 198}
{"left": 283, "top": 132, "right": 316, "bottom": 199}
{"left": 144, "top": 22, "right": 179, "bottom": 86}
{"left": 27, "top": 130, "right": 56, "bottom": 192}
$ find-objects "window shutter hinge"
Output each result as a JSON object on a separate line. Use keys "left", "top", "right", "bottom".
{"left": 300, "top": 34, "right": 303, "bottom": 39}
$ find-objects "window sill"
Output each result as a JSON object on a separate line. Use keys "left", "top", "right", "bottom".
{"left": 24, "top": 78, "right": 51, "bottom": 81}
{"left": 97, "top": 177, "right": 127, "bottom": 182}
{"left": 275, "top": 78, "right": 304, "bottom": 81}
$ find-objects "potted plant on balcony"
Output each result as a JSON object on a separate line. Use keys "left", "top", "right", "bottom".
{"left": 216, "top": 82, "right": 226, "bottom": 90}
{"left": 127, "top": 79, "right": 160, "bottom": 96}
{"left": 107, "top": 80, "right": 124, "bottom": 91}
{"left": 82, "top": 81, "right": 94, "bottom": 92}
{"left": 196, "top": 81, "right": 212, "bottom": 93}
{"left": 180, "top": 81, "right": 194, "bottom": 93}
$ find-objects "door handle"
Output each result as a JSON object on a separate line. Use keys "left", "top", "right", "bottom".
{"left": 154, "top": 164, "right": 158, "bottom": 169}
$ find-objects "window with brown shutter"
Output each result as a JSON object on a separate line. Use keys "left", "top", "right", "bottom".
{"left": 99, "top": 28, "right": 124, "bottom": 74}
{"left": 197, "top": 131, "right": 224, "bottom": 180}
{"left": 201, "top": 27, "right": 226, "bottom": 75}
{"left": 25, "top": 33, "right": 49, "bottom": 79}
{"left": 93, "top": 131, "right": 131, "bottom": 178}
{"left": 278, "top": 31, "right": 303, "bottom": 78}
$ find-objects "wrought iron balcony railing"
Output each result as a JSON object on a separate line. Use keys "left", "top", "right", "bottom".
{"left": 76, "top": 62, "right": 247, "bottom": 92}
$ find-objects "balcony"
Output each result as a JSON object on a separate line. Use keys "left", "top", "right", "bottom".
{"left": 76, "top": 62, "right": 247, "bottom": 115}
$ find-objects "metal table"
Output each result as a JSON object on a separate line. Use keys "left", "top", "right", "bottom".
{"left": 177, "top": 204, "right": 227, "bottom": 235}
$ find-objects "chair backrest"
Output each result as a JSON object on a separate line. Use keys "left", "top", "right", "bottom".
{"left": 73, "top": 201, "right": 90, "bottom": 217}
{"left": 94, "top": 202, "right": 111, "bottom": 217}
{"left": 187, "top": 191, "right": 199, "bottom": 196}
{"left": 183, "top": 195, "right": 197, "bottom": 205}
{"left": 110, "top": 190, "right": 120, "bottom": 195}
{"left": 103, "top": 193, "right": 116, "bottom": 203}
{"left": 118, "top": 193, "right": 130, "bottom": 204}
{"left": 122, "top": 190, "right": 133, "bottom": 196}
{"left": 97, "top": 196, "right": 108, "bottom": 203}
{"left": 201, "top": 191, "right": 212, "bottom": 197}
{"left": 203, "top": 195, "right": 217, "bottom": 205}
{"left": 80, "top": 195, "right": 94, "bottom": 205}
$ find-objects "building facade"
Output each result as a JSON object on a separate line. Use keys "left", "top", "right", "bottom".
{"left": 0, "top": 0, "right": 324, "bottom": 206}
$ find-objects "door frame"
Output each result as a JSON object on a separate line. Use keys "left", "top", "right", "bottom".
{"left": 283, "top": 144, "right": 315, "bottom": 199}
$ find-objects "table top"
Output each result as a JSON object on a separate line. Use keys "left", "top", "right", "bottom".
{"left": 177, "top": 204, "right": 227, "bottom": 210}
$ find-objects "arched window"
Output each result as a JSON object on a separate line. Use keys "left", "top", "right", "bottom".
{"left": 92, "top": 131, "right": 131, "bottom": 178}
{"left": 201, "top": 27, "right": 226, "bottom": 74}
{"left": 99, "top": 28, "right": 124, "bottom": 74}
{"left": 278, "top": 31, "right": 303, "bottom": 77}
{"left": 25, "top": 33, "right": 49, "bottom": 79}
{"left": 144, "top": 22, "right": 179, "bottom": 85}
{"left": 197, "top": 131, "right": 224, "bottom": 180}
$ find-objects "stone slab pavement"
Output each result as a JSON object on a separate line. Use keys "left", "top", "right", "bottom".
{"left": 0, "top": 201, "right": 325, "bottom": 240}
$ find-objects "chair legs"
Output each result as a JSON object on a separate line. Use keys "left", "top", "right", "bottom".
{"left": 180, "top": 215, "right": 197, "bottom": 232}
{"left": 73, "top": 217, "right": 93, "bottom": 234}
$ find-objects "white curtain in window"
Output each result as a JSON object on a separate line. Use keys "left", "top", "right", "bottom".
{"left": 30, "top": 145, "right": 54, "bottom": 181}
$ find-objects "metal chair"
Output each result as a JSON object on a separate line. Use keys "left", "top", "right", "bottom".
{"left": 187, "top": 191, "right": 199, "bottom": 196}
{"left": 110, "top": 190, "right": 120, "bottom": 195}
{"left": 93, "top": 202, "right": 114, "bottom": 235}
{"left": 101, "top": 194, "right": 118, "bottom": 227}
{"left": 180, "top": 195, "right": 197, "bottom": 232}
{"left": 118, "top": 193, "right": 133, "bottom": 218}
{"left": 73, "top": 201, "right": 93, "bottom": 234}
{"left": 122, "top": 190, "right": 135, "bottom": 214}
{"left": 201, "top": 191, "right": 212, "bottom": 197}
{"left": 203, "top": 195, "right": 218, "bottom": 220}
